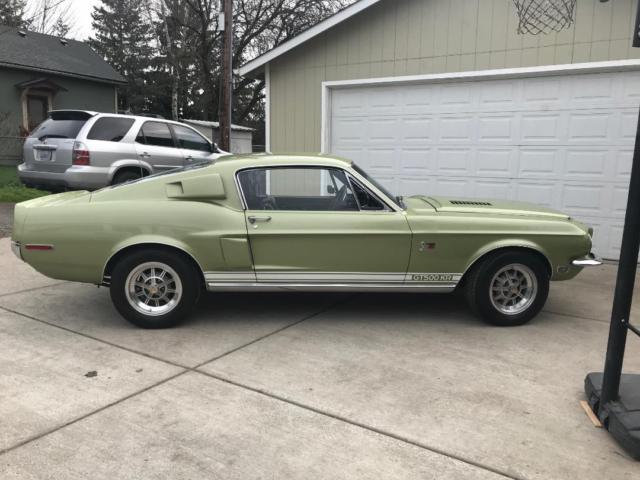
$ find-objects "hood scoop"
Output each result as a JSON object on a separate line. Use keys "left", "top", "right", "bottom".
{"left": 449, "top": 200, "right": 492, "bottom": 206}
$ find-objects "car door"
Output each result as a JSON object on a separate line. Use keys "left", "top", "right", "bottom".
{"left": 171, "top": 124, "right": 218, "bottom": 164}
{"left": 134, "top": 121, "right": 184, "bottom": 172}
{"left": 237, "top": 166, "right": 412, "bottom": 285}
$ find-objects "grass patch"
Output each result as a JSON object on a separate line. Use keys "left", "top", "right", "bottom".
{"left": 0, "top": 166, "right": 50, "bottom": 203}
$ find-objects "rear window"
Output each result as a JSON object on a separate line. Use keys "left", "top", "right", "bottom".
{"left": 87, "top": 117, "right": 135, "bottom": 142}
{"left": 31, "top": 118, "right": 87, "bottom": 140}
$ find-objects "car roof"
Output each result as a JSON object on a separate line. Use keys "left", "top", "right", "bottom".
{"left": 214, "top": 153, "right": 353, "bottom": 170}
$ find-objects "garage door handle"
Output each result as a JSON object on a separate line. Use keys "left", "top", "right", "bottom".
{"left": 248, "top": 216, "right": 272, "bottom": 224}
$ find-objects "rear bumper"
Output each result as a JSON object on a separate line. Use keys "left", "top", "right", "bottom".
{"left": 571, "top": 253, "right": 603, "bottom": 267}
{"left": 18, "top": 163, "right": 110, "bottom": 190}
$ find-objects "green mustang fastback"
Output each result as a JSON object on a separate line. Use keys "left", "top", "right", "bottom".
{"left": 11, "top": 154, "right": 601, "bottom": 328}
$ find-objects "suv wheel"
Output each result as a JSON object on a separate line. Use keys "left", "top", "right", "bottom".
{"left": 464, "top": 251, "right": 549, "bottom": 326}
{"left": 112, "top": 170, "right": 142, "bottom": 185}
{"left": 110, "top": 249, "right": 201, "bottom": 328}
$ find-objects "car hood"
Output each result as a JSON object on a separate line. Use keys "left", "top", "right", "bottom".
{"left": 413, "top": 196, "right": 570, "bottom": 220}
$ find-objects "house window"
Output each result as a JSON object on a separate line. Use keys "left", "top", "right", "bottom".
{"left": 26, "top": 95, "right": 49, "bottom": 131}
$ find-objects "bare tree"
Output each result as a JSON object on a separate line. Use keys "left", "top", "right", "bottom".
{"left": 25, "top": 0, "right": 76, "bottom": 37}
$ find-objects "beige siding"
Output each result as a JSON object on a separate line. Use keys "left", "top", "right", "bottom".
{"left": 268, "top": 0, "right": 639, "bottom": 152}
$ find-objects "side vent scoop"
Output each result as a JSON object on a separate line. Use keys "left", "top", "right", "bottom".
{"left": 166, "top": 174, "right": 226, "bottom": 200}
{"left": 449, "top": 200, "right": 492, "bottom": 206}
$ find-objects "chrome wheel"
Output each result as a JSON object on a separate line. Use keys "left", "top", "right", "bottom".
{"left": 125, "top": 262, "right": 183, "bottom": 316}
{"left": 489, "top": 263, "right": 538, "bottom": 315}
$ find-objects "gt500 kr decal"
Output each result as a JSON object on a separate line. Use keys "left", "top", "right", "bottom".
{"left": 407, "top": 273, "right": 462, "bottom": 283}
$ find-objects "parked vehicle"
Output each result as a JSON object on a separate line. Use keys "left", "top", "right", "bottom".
{"left": 18, "top": 110, "right": 227, "bottom": 190}
{"left": 11, "top": 154, "right": 601, "bottom": 329}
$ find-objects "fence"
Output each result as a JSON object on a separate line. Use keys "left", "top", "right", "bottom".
{"left": 0, "top": 136, "right": 24, "bottom": 166}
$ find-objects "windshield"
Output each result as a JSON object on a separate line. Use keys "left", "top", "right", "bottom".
{"left": 352, "top": 163, "right": 403, "bottom": 209}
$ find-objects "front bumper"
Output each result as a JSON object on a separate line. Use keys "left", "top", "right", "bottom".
{"left": 18, "top": 163, "right": 110, "bottom": 190}
{"left": 571, "top": 253, "right": 603, "bottom": 267}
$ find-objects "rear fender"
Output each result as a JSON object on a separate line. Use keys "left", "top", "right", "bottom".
{"left": 103, "top": 235, "right": 205, "bottom": 282}
{"left": 108, "top": 159, "right": 153, "bottom": 181}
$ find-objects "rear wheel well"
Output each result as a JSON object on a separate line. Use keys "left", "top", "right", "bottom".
{"left": 103, "top": 243, "right": 205, "bottom": 289}
{"left": 458, "top": 246, "right": 552, "bottom": 289}
{"left": 111, "top": 166, "right": 149, "bottom": 184}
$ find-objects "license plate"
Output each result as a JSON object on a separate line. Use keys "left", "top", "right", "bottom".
{"left": 35, "top": 149, "right": 51, "bottom": 161}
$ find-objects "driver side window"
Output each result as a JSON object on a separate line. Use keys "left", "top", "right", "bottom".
{"left": 238, "top": 167, "right": 357, "bottom": 211}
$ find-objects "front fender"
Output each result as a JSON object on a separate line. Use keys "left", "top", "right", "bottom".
{"left": 463, "top": 239, "right": 553, "bottom": 277}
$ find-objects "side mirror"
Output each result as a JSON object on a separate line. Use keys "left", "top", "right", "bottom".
{"left": 327, "top": 185, "right": 336, "bottom": 195}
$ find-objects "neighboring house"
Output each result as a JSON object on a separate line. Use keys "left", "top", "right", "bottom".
{"left": 239, "top": 0, "right": 640, "bottom": 259}
{"left": 0, "top": 25, "right": 125, "bottom": 165}
{"left": 180, "top": 119, "right": 254, "bottom": 153}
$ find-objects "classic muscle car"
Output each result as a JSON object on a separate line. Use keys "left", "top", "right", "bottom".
{"left": 11, "top": 154, "right": 601, "bottom": 328}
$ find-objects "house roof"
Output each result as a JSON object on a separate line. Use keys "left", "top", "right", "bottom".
{"left": 0, "top": 25, "right": 125, "bottom": 85}
{"left": 181, "top": 119, "right": 255, "bottom": 132}
{"left": 238, "top": 0, "right": 382, "bottom": 77}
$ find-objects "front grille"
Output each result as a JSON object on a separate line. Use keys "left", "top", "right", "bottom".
{"left": 449, "top": 200, "right": 492, "bottom": 206}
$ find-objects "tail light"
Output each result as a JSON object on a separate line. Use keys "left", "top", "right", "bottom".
{"left": 72, "top": 141, "right": 90, "bottom": 165}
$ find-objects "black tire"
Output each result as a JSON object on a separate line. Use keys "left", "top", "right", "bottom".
{"left": 110, "top": 248, "right": 201, "bottom": 328}
{"left": 112, "top": 170, "right": 142, "bottom": 185}
{"left": 464, "top": 251, "right": 549, "bottom": 327}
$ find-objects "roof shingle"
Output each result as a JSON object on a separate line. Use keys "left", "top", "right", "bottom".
{"left": 0, "top": 25, "right": 125, "bottom": 84}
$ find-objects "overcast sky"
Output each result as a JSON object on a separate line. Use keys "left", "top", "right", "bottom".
{"left": 27, "top": 0, "right": 101, "bottom": 40}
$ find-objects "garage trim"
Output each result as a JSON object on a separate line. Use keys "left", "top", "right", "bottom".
{"left": 320, "top": 59, "right": 640, "bottom": 154}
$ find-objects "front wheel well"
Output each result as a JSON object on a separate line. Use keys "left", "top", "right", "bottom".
{"left": 103, "top": 243, "right": 205, "bottom": 288}
{"left": 458, "top": 246, "right": 552, "bottom": 289}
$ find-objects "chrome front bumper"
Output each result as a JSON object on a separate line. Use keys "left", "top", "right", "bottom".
{"left": 571, "top": 253, "right": 603, "bottom": 267}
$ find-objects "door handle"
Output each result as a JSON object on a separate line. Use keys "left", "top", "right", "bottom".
{"left": 186, "top": 155, "right": 194, "bottom": 161}
{"left": 140, "top": 152, "right": 150, "bottom": 158}
{"left": 248, "top": 215, "right": 272, "bottom": 224}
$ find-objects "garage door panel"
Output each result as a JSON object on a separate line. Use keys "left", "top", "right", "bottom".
{"left": 436, "top": 148, "right": 472, "bottom": 174}
{"left": 329, "top": 69, "right": 639, "bottom": 259}
{"left": 472, "top": 179, "right": 512, "bottom": 199}
{"left": 398, "top": 148, "right": 435, "bottom": 173}
{"left": 518, "top": 148, "right": 561, "bottom": 177}
{"left": 475, "top": 148, "right": 516, "bottom": 177}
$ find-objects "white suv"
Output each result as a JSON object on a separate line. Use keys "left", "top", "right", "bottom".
{"left": 18, "top": 110, "right": 228, "bottom": 190}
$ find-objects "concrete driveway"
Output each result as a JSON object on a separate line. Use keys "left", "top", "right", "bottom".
{"left": 0, "top": 237, "right": 639, "bottom": 479}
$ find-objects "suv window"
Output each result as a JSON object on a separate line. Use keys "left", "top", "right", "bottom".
{"left": 238, "top": 167, "right": 358, "bottom": 211}
{"left": 87, "top": 117, "right": 135, "bottom": 142}
{"left": 31, "top": 118, "right": 87, "bottom": 140}
{"left": 172, "top": 124, "right": 211, "bottom": 152}
{"left": 136, "top": 121, "right": 174, "bottom": 148}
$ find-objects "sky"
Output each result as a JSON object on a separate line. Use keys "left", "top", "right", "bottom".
{"left": 27, "top": 0, "right": 101, "bottom": 40}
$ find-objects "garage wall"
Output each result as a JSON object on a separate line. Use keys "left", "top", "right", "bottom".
{"left": 269, "top": 0, "right": 639, "bottom": 152}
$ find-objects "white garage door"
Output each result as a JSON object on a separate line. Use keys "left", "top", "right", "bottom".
{"left": 329, "top": 69, "right": 640, "bottom": 260}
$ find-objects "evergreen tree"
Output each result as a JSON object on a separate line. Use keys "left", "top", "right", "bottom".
{"left": 89, "top": 0, "right": 155, "bottom": 112}
{"left": 0, "top": 0, "right": 28, "bottom": 28}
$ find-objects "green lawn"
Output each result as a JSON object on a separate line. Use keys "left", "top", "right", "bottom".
{"left": 0, "top": 166, "right": 50, "bottom": 203}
